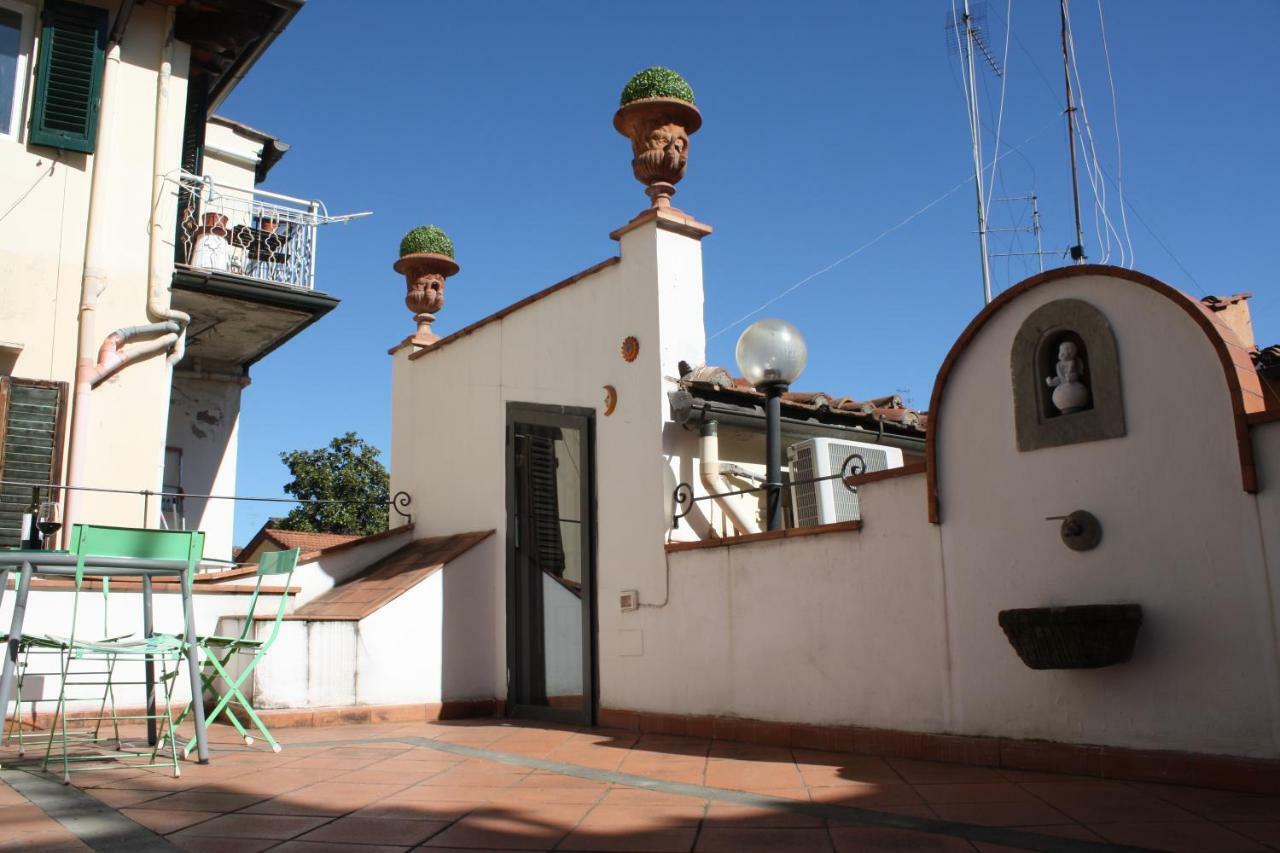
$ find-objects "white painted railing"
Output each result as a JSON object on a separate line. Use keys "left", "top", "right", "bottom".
{"left": 170, "top": 172, "right": 370, "bottom": 291}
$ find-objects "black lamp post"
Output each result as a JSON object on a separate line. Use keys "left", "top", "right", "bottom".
{"left": 734, "top": 318, "right": 808, "bottom": 531}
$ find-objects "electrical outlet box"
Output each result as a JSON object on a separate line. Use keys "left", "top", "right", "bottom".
{"left": 620, "top": 590, "right": 639, "bottom": 612}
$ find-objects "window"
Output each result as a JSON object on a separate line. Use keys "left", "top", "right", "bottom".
{"left": 29, "top": 0, "right": 106, "bottom": 153}
{"left": 0, "top": 0, "right": 33, "bottom": 141}
{"left": 0, "top": 377, "right": 67, "bottom": 547}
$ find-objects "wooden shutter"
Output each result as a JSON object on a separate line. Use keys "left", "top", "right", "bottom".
{"left": 174, "top": 77, "right": 208, "bottom": 262}
{"left": 526, "top": 435, "right": 565, "bottom": 576}
{"left": 29, "top": 0, "right": 107, "bottom": 154}
{"left": 0, "top": 379, "right": 68, "bottom": 548}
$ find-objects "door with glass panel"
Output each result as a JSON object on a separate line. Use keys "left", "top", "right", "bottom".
{"left": 506, "top": 404, "right": 595, "bottom": 725}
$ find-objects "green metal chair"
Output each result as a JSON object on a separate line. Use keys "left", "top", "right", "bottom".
{"left": 2, "top": 535, "right": 127, "bottom": 762}
{"left": 43, "top": 525, "right": 204, "bottom": 782}
{"left": 165, "top": 546, "right": 299, "bottom": 756}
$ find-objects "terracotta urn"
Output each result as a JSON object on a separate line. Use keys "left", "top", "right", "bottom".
{"left": 395, "top": 252, "right": 458, "bottom": 344}
{"left": 613, "top": 68, "right": 702, "bottom": 209}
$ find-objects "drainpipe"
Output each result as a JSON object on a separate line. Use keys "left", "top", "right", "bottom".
{"left": 93, "top": 322, "right": 180, "bottom": 386}
{"left": 698, "top": 421, "right": 759, "bottom": 537}
{"left": 63, "top": 31, "right": 124, "bottom": 537}
{"left": 64, "top": 4, "right": 184, "bottom": 536}
{"left": 147, "top": 5, "right": 188, "bottom": 364}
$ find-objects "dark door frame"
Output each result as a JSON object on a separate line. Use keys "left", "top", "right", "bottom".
{"left": 505, "top": 402, "right": 598, "bottom": 726}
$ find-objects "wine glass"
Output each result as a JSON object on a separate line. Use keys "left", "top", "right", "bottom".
{"left": 37, "top": 499, "right": 62, "bottom": 548}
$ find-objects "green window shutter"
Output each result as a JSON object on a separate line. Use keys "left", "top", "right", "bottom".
{"left": 29, "top": 0, "right": 108, "bottom": 154}
{"left": 0, "top": 379, "right": 68, "bottom": 548}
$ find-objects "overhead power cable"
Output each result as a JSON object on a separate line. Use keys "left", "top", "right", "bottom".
{"left": 1096, "top": 0, "right": 1135, "bottom": 266}
{"left": 706, "top": 117, "right": 1060, "bottom": 342}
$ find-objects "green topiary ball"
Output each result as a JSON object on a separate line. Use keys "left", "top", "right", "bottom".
{"left": 620, "top": 67, "right": 695, "bottom": 107}
{"left": 399, "top": 225, "right": 454, "bottom": 258}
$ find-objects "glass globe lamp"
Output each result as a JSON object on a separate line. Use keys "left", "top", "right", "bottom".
{"left": 735, "top": 319, "right": 808, "bottom": 391}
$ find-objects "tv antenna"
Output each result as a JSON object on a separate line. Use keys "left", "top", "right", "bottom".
{"left": 1059, "top": 0, "right": 1086, "bottom": 263}
{"left": 988, "top": 194, "right": 1061, "bottom": 274}
{"left": 946, "top": 0, "right": 1002, "bottom": 305}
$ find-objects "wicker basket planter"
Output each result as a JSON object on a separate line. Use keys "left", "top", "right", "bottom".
{"left": 998, "top": 604, "right": 1143, "bottom": 670}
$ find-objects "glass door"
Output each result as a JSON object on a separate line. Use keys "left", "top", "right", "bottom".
{"left": 506, "top": 404, "right": 596, "bottom": 725}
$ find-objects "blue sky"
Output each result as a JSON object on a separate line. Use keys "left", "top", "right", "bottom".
{"left": 219, "top": 0, "right": 1280, "bottom": 544}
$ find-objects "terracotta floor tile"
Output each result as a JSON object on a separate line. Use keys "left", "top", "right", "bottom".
{"left": 295, "top": 815, "right": 450, "bottom": 845}
{"left": 163, "top": 834, "right": 279, "bottom": 853}
{"left": 556, "top": 827, "right": 698, "bottom": 852}
{"left": 83, "top": 786, "right": 170, "bottom": 808}
{"left": 328, "top": 767, "right": 443, "bottom": 785}
{"left": 1020, "top": 781, "right": 1199, "bottom": 823}
{"left": 824, "top": 802, "right": 939, "bottom": 823}
{"left": 809, "top": 782, "right": 927, "bottom": 808}
{"left": 1130, "top": 784, "right": 1280, "bottom": 822}
{"left": 973, "top": 823, "right": 1105, "bottom": 852}
{"left": 887, "top": 759, "right": 1003, "bottom": 785}
{"left": 829, "top": 825, "right": 977, "bottom": 852}
{"left": 513, "top": 773, "right": 610, "bottom": 791}
{"left": 914, "top": 783, "right": 1037, "bottom": 804}
{"left": 422, "top": 803, "right": 589, "bottom": 849}
{"left": 241, "top": 781, "right": 405, "bottom": 817}
{"left": 695, "top": 827, "right": 833, "bottom": 851}
{"left": 707, "top": 741, "right": 789, "bottom": 762}
{"left": 577, "top": 803, "right": 707, "bottom": 829}
{"left": 119, "top": 807, "right": 219, "bottom": 835}
{"left": 1088, "top": 821, "right": 1269, "bottom": 852}
{"left": 1228, "top": 822, "right": 1280, "bottom": 848}
{"left": 388, "top": 784, "right": 511, "bottom": 803}
{"left": 177, "top": 812, "right": 331, "bottom": 839}
{"left": 349, "top": 800, "right": 479, "bottom": 822}
{"left": 598, "top": 787, "right": 708, "bottom": 806}
{"left": 501, "top": 785, "right": 608, "bottom": 805}
{"left": 929, "top": 800, "right": 1072, "bottom": 827}
{"left": 704, "top": 761, "right": 804, "bottom": 791}
{"left": 796, "top": 756, "right": 904, "bottom": 787}
{"left": 135, "top": 790, "right": 268, "bottom": 812}
{"left": 703, "top": 801, "right": 825, "bottom": 827}
{"left": 270, "top": 843, "right": 412, "bottom": 853}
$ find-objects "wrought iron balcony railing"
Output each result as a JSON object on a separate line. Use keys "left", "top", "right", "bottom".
{"left": 170, "top": 172, "right": 369, "bottom": 291}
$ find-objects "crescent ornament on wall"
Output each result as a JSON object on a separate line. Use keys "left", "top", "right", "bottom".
{"left": 603, "top": 384, "right": 618, "bottom": 416}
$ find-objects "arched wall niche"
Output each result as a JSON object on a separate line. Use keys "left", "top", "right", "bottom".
{"left": 1010, "top": 298, "right": 1125, "bottom": 452}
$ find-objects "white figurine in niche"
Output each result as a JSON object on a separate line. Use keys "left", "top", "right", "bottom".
{"left": 1046, "top": 340, "right": 1090, "bottom": 414}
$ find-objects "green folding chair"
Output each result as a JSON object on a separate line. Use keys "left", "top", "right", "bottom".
{"left": 44, "top": 525, "right": 204, "bottom": 782}
{"left": 165, "top": 546, "right": 299, "bottom": 756}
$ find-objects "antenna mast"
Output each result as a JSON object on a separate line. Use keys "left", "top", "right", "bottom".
{"left": 1059, "top": 0, "right": 1086, "bottom": 263}
{"left": 962, "top": 0, "right": 994, "bottom": 303}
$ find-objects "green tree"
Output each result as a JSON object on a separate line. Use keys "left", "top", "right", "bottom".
{"left": 276, "top": 432, "right": 390, "bottom": 535}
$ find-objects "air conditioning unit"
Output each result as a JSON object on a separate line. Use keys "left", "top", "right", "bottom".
{"left": 787, "top": 438, "right": 904, "bottom": 526}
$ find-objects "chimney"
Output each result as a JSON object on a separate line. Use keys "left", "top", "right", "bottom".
{"left": 1201, "top": 293, "right": 1256, "bottom": 351}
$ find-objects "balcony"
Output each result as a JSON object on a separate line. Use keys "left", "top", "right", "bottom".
{"left": 167, "top": 173, "right": 368, "bottom": 368}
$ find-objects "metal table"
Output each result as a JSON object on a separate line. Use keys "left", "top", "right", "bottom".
{"left": 0, "top": 550, "right": 210, "bottom": 763}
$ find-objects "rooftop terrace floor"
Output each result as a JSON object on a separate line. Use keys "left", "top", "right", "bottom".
{"left": 3, "top": 717, "right": 1280, "bottom": 852}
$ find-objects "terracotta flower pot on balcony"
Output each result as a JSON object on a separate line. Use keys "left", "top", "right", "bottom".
{"left": 998, "top": 604, "right": 1143, "bottom": 670}
{"left": 613, "top": 67, "right": 702, "bottom": 209}
{"left": 200, "top": 212, "right": 229, "bottom": 236}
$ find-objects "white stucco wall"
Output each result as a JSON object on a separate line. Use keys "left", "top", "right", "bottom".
{"left": 0, "top": 3, "right": 192, "bottom": 532}
{"left": 936, "top": 275, "right": 1277, "bottom": 757}
{"left": 243, "top": 534, "right": 500, "bottom": 709}
{"left": 165, "top": 373, "right": 242, "bottom": 561}
{"left": 612, "top": 472, "right": 946, "bottom": 729}
{"left": 604, "top": 272, "right": 1280, "bottom": 760}
{"left": 390, "top": 215, "right": 709, "bottom": 706}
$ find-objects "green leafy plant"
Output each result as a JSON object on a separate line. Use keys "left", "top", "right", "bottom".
{"left": 275, "top": 432, "right": 391, "bottom": 536}
{"left": 620, "top": 67, "right": 695, "bottom": 106}
{"left": 399, "top": 225, "right": 455, "bottom": 258}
